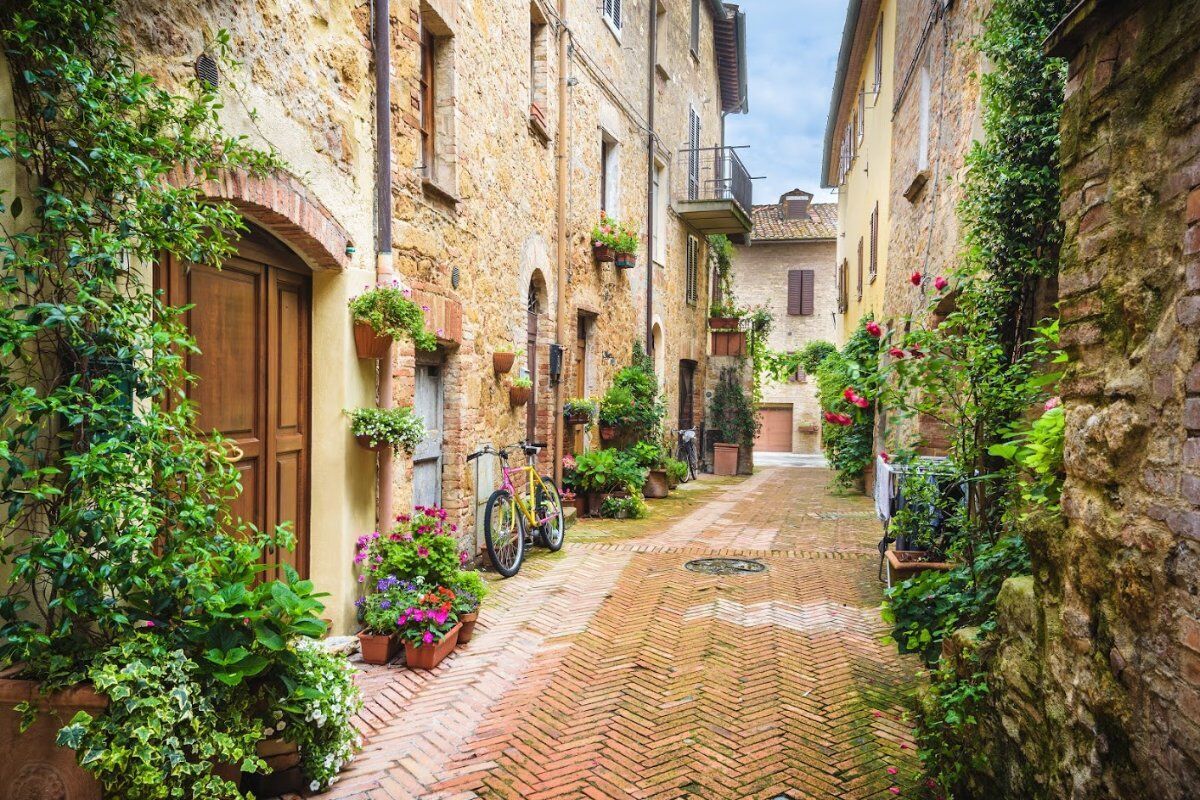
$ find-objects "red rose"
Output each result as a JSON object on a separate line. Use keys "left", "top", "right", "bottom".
{"left": 910, "top": 271, "right": 922, "bottom": 286}
{"left": 934, "top": 276, "right": 948, "bottom": 291}
{"left": 888, "top": 347, "right": 906, "bottom": 359}
{"left": 865, "top": 321, "right": 882, "bottom": 337}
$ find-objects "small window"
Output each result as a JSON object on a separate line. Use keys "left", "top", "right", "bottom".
{"left": 653, "top": 160, "right": 667, "bottom": 264}
{"left": 918, "top": 65, "right": 931, "bottom": 171}
{"left": 419, "top": 27, "right": 436, "bottom": 177}
{"left": 869, "top": 203, "right": 879, "bottom": 281}
{"left": 857, "top": 237, "right": 864, "bottom": 301}
{"left": 690, "top": 0, "right": 700, "bottom": 55}
{"left": 530, "top": 5, "right": 549, "bottom": 114}
{"left": 603, "top": 0, "right": 622, "bottom": 31}
{"left": 600, "top": 133, "right": 619, "bottom": 213}
{"left": 686, "top": 236, "right": 699, "bottom": 306}
{"left": 787, "top": 269, "right": 814, "bottom": 316}
{"left": 873, "top": 16, "right": 884, "bottom": 92}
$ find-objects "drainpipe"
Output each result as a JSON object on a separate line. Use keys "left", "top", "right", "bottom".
{"left": 552, "top": 0, "right": 570, "bottom": 487}
{"left": 374, "top": 0, "right": 396, "bottom": 526}
{"left": 644, "top": 0, "right": 657, "bottom": 353}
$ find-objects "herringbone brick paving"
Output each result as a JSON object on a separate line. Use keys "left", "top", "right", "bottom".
{"left": 305, "top": 467, "right": 919, "bottom": 800}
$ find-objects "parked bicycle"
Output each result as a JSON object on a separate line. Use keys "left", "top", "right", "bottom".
{"left": 466, "top": 441, "right": 564, "bottom": 577}
{"left": 675, "top": 428, "right": 699, "bottom": 483}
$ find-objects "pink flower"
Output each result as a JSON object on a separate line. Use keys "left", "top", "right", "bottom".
{"left": 460, "top": 551, "right": 470, "bottom": 566}
{"left": 889, "top": 788, "right": 900, "bottom": 796}
{"left": 422, "top": 631, "right": 434, "bottom": 644}
{"left": 910, "top": 271, "right": 922, "bottom": 287}
{"left": 886, "top": 766, "right": 898, "bottom": 775}
{"left": 879, "top": 452, "right": 890, "bottom": 464}
{"left": 417, "top": 546, "right": 430, "bottom": 558}
{"left": 888, "top": 347, "right": 906, "bottom": 359}
{"left": 934, "top": 275, "right": 948, "bottom": 291}
{"left": 1044, "top": 396, "right": 1061, "bottom": 411}
{"left": 865, "top": 320, "right": 882, "bottom": 337}
{"left": 900, "top": 743, "right": 910, "bottom": 750}
{"left": 872, "top": 710, "right": 883, "bottom": 718}
{"left": 412, "top": 609, "right": 425, "bottom": 622}
{"left": 397, "top": 614, "right": 408, "bottom": 625}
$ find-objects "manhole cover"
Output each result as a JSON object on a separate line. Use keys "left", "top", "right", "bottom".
{"left": 684, "top": 558, "right": 766, "bottom": 575}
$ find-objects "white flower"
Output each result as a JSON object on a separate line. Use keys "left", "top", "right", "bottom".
{"left": 264, "top": 727, "right": 275, "bottom": 737}
{"left": 310, "top": 781, "right": 321, "bottom": 792}
{"left": 276, "top": 721, "right": 286, "bottom": 730}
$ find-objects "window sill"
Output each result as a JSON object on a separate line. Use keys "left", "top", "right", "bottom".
{"left": 904, "top": 169, "right": 930, "bottom": 203}
{"left": 422, "top": 177, "right": 460, "bottom": 208}
{"left": 653, "top": 258, "right": 666, "bottom": 269}
{"left": 528, "top": 104, "right": 551, "bottom": 145}
{"left": 655, "top": 62, "right": 671, "bottom": 82}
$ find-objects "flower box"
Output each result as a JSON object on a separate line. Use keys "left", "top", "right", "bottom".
{"left": 566, "top": 411, "right": 592, "bottom": 425}
{"left": 642, "top": 468, "right": 669, "bottom": 499}
{"left": 711, "top": 329, "right": 748, "bottom": 357}
{"left": 884, "top": 550, "right": 955, "bottom": 588}
{"left": 493, "top": 351, "right": 516, "bottom": 374}
{"left": 353, "top": 321, "right": 393, "bottom": 359}
{"left": 404, "top": 622, "right": 462, "bottom": 670}
{"left": 243, "top": 736, "right": 302, "bottom": 796}
{"left": 357, "top": 631, "right": 401, "bottom": 665}
{"left": 713, "top": 443, "right": 739, "bottom": 476}
{"left": 593, "top": 243, "right": 616, "bottom": 263}
{"left": 457, "top": 611, "right": 479, "bottom": 645}
{"left": 355, "top": 433, "right": 390, "bottom": 452}
{"left": 615, "top": 252, "right": 637, "bottom": 270}
{"left": 708, "top": 316, "right": 741, "bottom": 330}
{"left": 509, "top": 385, "right": 532, "bottom": 407}
{"left": 0, "top": 672, "right": 106, "bottom": 800}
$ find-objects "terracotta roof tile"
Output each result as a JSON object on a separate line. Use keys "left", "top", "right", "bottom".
{"left": 750, "top": 201, "right": 838, "bottom": 241}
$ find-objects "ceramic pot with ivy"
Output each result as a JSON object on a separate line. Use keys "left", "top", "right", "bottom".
{"left": 509, "top": 377, "right": 532, "bottom": 407}
{"left": 347, "top": 406, "right": 426, "bottom": 453}
{"left": 349, "top": 282, "right": 437, "bottom": 359}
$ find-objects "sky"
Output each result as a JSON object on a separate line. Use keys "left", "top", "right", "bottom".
{"left": 725, "top": 0, "right": 848, "bottom": 206}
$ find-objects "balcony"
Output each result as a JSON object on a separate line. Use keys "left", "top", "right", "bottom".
{"left": 672, "top": 146, "right": 753, "bottom": 240}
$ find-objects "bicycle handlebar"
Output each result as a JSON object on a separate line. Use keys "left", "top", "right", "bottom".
{"left": 466, "top": 442, "right": 547, "bottom": 462}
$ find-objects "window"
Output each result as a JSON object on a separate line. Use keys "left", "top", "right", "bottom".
{"left": 857, "top": 88, "right": 865, "bottom": 147}
{"left": 869, "top": 203, "right": 879, "bottom": 282}
{"left": 603, "top": 0, "right": 622, "bottom": 31}
{"left": 418, "top": 4, "right": 457, "bottom": 196}
{"left": 857, "top": 237, "right": 864, "bottom": 301}
{"left": 918, "top": 65, "right": 931, "bottom": 171}
{"left": 653, "top": 160, "right": 667, "bottom": 264}
{"left": 787, "top": 269, "right": 815, "bottom": 316}
{"left": 686, "top": 236, "right": 699, "bottom": 306}
{"left": 656, "top": 1, "right": 668, "bottom": 74}
{"left": 529, "top": 5, "right": 549, "bottom": 116}
{"left": 600, "top": 133, "right": 619, "bottom": 213}
{"left": 419, "top": 27, "right": 436, "bottom": 177}
{"left": 838, "top": 259, "right": 849, "bottom": 313}
{"left": 690, "top": 0, "right": 700, "bottom": 55}
{"left": 687, "top": 105, "right": 701, "bottom": 200}
{"left": 873, "top": 16, "right": 884, "bottom": 92}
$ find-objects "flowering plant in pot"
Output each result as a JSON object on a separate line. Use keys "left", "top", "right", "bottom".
{"left": 573, "top": 449, "right": 647, "bottom": 516}
{"left": 349, "top": 281, "right": 437, "bottom": 359}
{"left": 510, "top": 376, "right": 533, "bottom": 407}
{"left": 493, "top": 344, "right": 523, "bottom": 375}
{"left": 355, "top": 573, "right": 424, "bottom": 664}
{"left": 347, "top": 406, "right": 425, "bottom": 452}
{"left": 396, "top": 587, "right": 461, "bottom": 670}
{"left": 564, "top": 397, "right": 598, "bottom": 426}
{"left": 591, "top": 214, "right": 639, "bottom": 266}
{"left": 447, "top": 568, "right": 488, "bottom": 645}
{"left": 707, "top": 300, "right": 746, "bottom": 330}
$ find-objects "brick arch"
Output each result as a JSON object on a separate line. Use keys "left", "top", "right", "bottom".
{"left": 173, "top": 166, "right": 354, "bottom": 271}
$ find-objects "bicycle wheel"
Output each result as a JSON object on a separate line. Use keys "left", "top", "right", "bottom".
{"left": 484, "top": 489, "right": 525, "bottom": 578}
{"left": 536, "top": 477, "right": 565, "bottom": 552}
{"left": 678, "top": 442, "right": 697, "bottom": 483}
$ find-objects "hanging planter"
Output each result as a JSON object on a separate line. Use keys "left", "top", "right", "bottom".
{"left": 347, "top": 406, "right": 426, "bottom": 453}
{"left": 353, "top": 321, "right": 394, "bottom": 359}
{"left": 349, "top": 283, "right": 437, "bottom": 358}
{"left": 599, "top": 424, "right": 619, "bottom": 441}
{"left": 711, "top": 329, "right": 748, "bottom": 357}
{"left": 564, "top": 398, "right": 598, "bottom": 427}
{"left": 615, "top": 252, "right": 637, "bottom": 270}
{"left": 708, "top": 316, "right": 740, "bottom": 330}
{"left": 591, "top": 214, "right": 639, "bottom": 268}
{"left": 593, "top": 243, "right": 616, "bottom": 263}
{"left": 509, "top": 379, "right": 532, "bottom": 407}
{"left": 493, "top": 349, "right": 519, "bottom": 374}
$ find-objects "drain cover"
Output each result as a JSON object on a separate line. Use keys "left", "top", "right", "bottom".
{"left": 684, "top": 558, "right": 766, "bottom": 575}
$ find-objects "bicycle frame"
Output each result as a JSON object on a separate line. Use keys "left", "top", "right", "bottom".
{"left": 500, "top": 460, "right": 559, "bottom": 529}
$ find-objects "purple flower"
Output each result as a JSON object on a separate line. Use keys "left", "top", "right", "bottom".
{"left": 459, "top": 551, "right": 470, "bottom": 566}
{"left": 380, "top": 600, "right": 392, "bottom": 610}
{"left": 422, "top": 631, "right": 434, "bottom": 645}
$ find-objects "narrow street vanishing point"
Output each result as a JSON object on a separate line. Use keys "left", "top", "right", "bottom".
{"left": 314, "top": 466, "right": 918, "bottom": 800}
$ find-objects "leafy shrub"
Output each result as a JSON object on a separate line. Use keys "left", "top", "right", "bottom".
{"left": 599, "top": 494, "right": 648, "bottom": 519}
{"left": 347, "top": 406, "right": 425, "bottom": 452}
{"left": 572, "top": 449, "right": 647, "bottom": 494}
{"left": 708, "top": 367, "right": 757, "bottom": 447}
{"left": 629, "top": 440, "right": 668, "bottom": 469}
{"left": 797, "top": 340, "right": 837, "bottom": 373}
{"left": 349, "top": 283, "right": 436, "bottom": 350}
{"left": 665, "top": 458, "right": 689, "bottom": 484}
{"left": 815, "top": 317, "right": 881, "bottom": 486}
{"left": 598, "top": 343, "right": 664, "bottom": 439}
{"left": 988, "top": 399, "right": 1065, "bottom": 520}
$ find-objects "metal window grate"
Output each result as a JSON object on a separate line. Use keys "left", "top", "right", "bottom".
{"left": 195, "top": 53, "right": 219, "bottom": 89}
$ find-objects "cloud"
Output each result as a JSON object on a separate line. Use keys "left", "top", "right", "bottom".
{"left": 726, "top": 0, "right": 847, "bottom": 204}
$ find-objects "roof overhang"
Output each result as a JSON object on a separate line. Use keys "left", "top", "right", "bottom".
{"left": 714, "top": 4, "right": 749, "bottom": 114}
{"left": 820, "top": 0, "right": 881, "bottom": 187}
{"left": 1044, "top": 0, "right": 1117, "bottom": 60}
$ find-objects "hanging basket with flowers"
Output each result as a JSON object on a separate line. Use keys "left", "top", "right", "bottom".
{"left": 349, "top": 282, "right": 438, "bottom": 359}
{"left": 592, "top": 214, "right": 639, "bottom": 267}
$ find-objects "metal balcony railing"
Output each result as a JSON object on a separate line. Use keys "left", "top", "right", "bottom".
{"left": 674, "top": 146, "right": 753, "bottom": 214}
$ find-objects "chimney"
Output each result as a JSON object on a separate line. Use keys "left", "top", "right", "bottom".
{"left": 780, "top": 189, "right": 813, "bottom": 220}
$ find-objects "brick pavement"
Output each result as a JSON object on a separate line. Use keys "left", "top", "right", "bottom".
{"left": 306, "top": 467, "right": 919, "bottom": 800}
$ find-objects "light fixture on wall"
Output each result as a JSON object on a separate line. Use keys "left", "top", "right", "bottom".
{"left": 549, "top": 344, "right": 564, "bottom": 384}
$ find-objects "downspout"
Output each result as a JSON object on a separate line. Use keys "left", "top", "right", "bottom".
{"left": 552, "top": 0, "right": 569, "bottom": 487}
{"left": 644, "top": 0, "right": 657, "bottom": 352}
{"left": 374, "top": 0, "right": 396, "bottom": 526}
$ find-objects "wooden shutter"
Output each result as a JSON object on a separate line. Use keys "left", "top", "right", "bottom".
{"left": 838, "top": 260, "right": 849, "bottom": 313}
{"left": 857, "top": 237, "right": 864, "bottom": 301}
{"left": 869, "top": 203, "right": 879, "bottom": 280}
{"left": 688, "top": 107, "right": 701, "bottom": 200}
{"left": 690, "top": 0, "right": 700, "bottom": 53}
{"left": 874, "top": 16, "right": 884, "bottom": 91}
{"left": 612, "top": 0, "right": 621, "bottom": 28}
{"left": 788, "top": 269, "right": 815, "bottom": 316}
{"left": 686, "top": 236, "right": 698, "bottom": 305}
{"left": 801, "top": 269, "right": 814, "bottom": 315}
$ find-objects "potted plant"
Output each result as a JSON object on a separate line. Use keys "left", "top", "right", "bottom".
{"left": 510, "top": 376, "right": 533, "bottom": 407}
{"left": 349, "top": 282, "right": 437, "bottom": 359}
{"left": 708, "top": 369, "right": 757, "bottom": 476}
{"left": 396, "top": 587, "right": 461, "bottom": 670}
{"left": 493, "top": 344, "right": 523, "bottom": 375}
{"left": 592, "top": 214, "right": 639, "bottom": 267}
{"left": 574, "top": 449, "right": 648, "bottom": 516}
{"left": 355, "top": 574, "right": 423, "bottom": 664}
{"left": 665, "top": 457, "right": 689, "bottom": 490}
{"left": 448, "top": 570, "right": 488, "bottom": 645}
{"left": 599, "top": 494, "right": 648, "bottom": 519}
{"left": 708, "top": 301, "right": 745, "bottom": 331}
{"left": 347, "top": 406, "right": 426, "bottom": 452}
{"left": 881, "top": 466, "right": 959, "bottom": 587}
{"left": 564, "top": 397, "right": 598, "bottom": 426}
{"left": 629, "top": 440, "right": 670, "bottom": 499}
{"left": 598, "top": 385, "right": 632, "bottom": 441}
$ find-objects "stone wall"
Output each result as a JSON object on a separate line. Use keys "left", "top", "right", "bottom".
{"left": 973, "top": 3, "right": 1200, "bottom": 797}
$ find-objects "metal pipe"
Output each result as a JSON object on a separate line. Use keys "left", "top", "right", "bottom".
{"left": 552, "top": 0, "right": 569, "bottom": 488}
{"left": 645, "top": 0, "right": 657, "bottom": 354}
{"left": 374, "top": 0, "right": 395, "bottom": 527}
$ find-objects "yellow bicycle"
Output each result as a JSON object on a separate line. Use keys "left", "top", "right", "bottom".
{"left": 466, "top": 441, "right": 564, "bottom": 577}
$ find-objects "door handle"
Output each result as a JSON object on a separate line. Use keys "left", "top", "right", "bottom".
{"left": 219, "top": 441, "right": 245, "bottom": 462}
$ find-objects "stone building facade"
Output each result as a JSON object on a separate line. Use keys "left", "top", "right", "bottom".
{"left": 48, "top": 0, "right": 752, "bottom": 632}
{"left": 731, "top": 191, "right": 838, "bottom": 454}
{"left": 963, "top": 3, "right": 1200, "bottom": 797}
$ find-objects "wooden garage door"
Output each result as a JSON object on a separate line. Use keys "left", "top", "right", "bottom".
{"left": 158, "top": 227, "right": 312, "bottom": 579}
{"left": 755, "top": 406, "right": 794, "bottom": 452}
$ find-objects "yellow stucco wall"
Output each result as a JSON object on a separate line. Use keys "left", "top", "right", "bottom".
{"left": 835, "top": 0, "right": 895, "bottom": 341}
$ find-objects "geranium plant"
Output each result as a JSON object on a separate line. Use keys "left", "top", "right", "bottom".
{"left": 564, "top": 397, "right": 598, "bottom": 423}
{"left": 396, "top": 587, "right": 459, "bottom": 646}
{"left": 349, "top": 282, "right": 437, "bottom": 350}
{"left": 592, "top": 214, "right": 640, "bottom": 253}
{"left": 347, "top": 406, "right": 425, "bottom": 452}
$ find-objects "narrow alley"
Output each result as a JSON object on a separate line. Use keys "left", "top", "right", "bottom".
{"left": 315, "top": 467, "right": 918, "bottom": 800}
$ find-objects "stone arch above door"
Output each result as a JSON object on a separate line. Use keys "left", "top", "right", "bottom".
{"left": 172, "top": 166, "right": 354, "bottom": 271}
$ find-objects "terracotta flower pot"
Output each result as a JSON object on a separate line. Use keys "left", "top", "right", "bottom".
{"left": 493, "top": 351, "right": 516, "bottom": 374}
{"left": 599, "top": 424, "right": 618, "bottom": 441}
{"left": 708, "top": 316, "right": 740, "bottom": 330}
{"left": 711, "top": 329, "right": 748, "bottom": 357}
{"left": 642, "top": 468, "right": 669, "bottom": 499}
{"left": 355, "top": 433, "right": 391, "bottom": 452}
{"left": 884, "top": 550, "right": 955, "bottom": 588}
{"left": 509, "top": 385, "right": 532, "bottom": 407}
{"left": 354, "top": 320, "right": 393, "bottom": 359}
{"left": 593, "top": 243, "right": 615, "bottom": 263}
{"left": 457, "top": 611, "right": 479, "bottom": 645}
{"left": 243, "top": 737, "right": 302, "bottom": 795}
{"left": 565, "top": 411, "right": 592, "bottom": 426}
{"left": 713, "top": 443, "right": 739, "bottom": 476}
{"left": 615, "top": 252, "right": 636, "bottom": 269}
{"left": 570, "top": 494, "right": 587, "bottom": 516}
{"left": 358, "top": 631, "right": 401, "bottom": 665}
{"left": 0, "top": 673, "right": 106, "bottom": 800}
{"left": 586, "top": 490, "right": 626, "bottom": 517}
{"left": 404, "top": 622, "right": 462, "bottom": 670}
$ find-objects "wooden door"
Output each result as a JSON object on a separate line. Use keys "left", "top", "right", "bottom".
{"left": 158, "top": 229, "right": 312, "bottom": 578}
{"left": 678, "top": 360, "right": 697, "bottom": 429}
{"left": 755, "top": 406, "right": 794, "bottom": 453}
{"left": 526, "top": 309, "right": 538, "bottom": 443}
{"left": 573, "top": 316, "right": 588, "bottom": 453}
{"left": 413, "top": 361, "right": 444, "bottom": 508}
